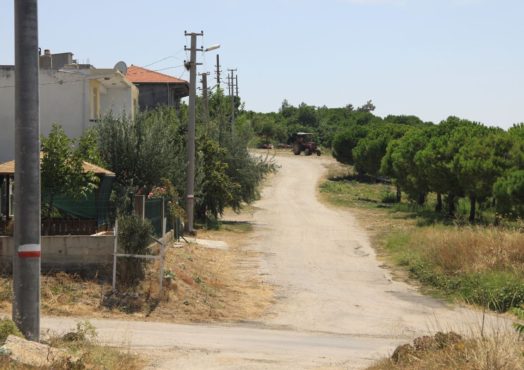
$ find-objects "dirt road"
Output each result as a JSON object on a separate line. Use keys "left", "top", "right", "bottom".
{"left": 42, "top": 154, "right": 506, "bottom": 369}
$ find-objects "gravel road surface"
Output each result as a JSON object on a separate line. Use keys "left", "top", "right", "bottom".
{"left": 42, "top": 154, "right": 507, "bottom": 369}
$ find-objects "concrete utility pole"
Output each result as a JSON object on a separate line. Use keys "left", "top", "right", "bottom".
{"left": 200, "top": 72, "right": 209, "bottom": 122}
{"left": 228, "top": 69, "right": 237, "bottom": 124}
{"left": 184, "top": 31, "right": 203, "bottom": 234}
{"left": 215, "top": 54, "right": 221, "bottom": 89}
{"left": 235, "top": 74, "right": 239, "bottom": 98}
{"left": 13, "top": 0, "right": 41, "bottom": 341}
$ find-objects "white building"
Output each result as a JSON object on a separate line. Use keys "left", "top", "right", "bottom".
{"left": 0, "top": 50, "right": 138, "bottom": 162}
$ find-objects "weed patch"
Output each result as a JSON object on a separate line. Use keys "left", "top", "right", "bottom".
{"left": 368, "top": 331, "right": 524, "bottom": 370}
{"left": 384, "top": 227, "right": 524, "bottom": 312}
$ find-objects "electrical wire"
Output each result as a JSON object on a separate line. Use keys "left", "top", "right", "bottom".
{"left": 142, "top": 49, "right": 184, "bottom": 68}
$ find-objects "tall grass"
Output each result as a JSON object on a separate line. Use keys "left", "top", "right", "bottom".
{"left": 386, "top": 227, "right": 524, "bottom": 311}
{"left": 368, "top": 331, "right": 524, "bottom": 370}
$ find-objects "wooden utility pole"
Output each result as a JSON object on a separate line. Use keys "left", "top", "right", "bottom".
{"left": 13, "top": 0, "right": 41, "bottom": 341}
{"left": 184, "top": 31, "right": 203, "bottom": 234}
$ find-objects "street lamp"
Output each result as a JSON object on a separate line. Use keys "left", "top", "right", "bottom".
{"left": 205, "top": 44, "right": 220, "bottom": 52}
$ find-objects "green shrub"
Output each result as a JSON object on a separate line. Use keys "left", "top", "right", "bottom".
{"left": 381, "top": 191, "right": 398, "bottom": 204}
{"left": 0, "top": 319, "right": 23, "bottom": 344}
{"left": 117, "top": 215, "right": 153, "bottom": 287}
{"left": 118, "top": 215, "right": 153, "bottom": 255}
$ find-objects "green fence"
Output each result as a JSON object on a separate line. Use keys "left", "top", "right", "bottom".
{"left": 145, "top": 198, "right": 164, "bottom": 237}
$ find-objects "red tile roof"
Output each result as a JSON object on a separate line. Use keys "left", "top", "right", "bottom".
{"left": 126, "top": 65, "right": 188, "bottom": 84}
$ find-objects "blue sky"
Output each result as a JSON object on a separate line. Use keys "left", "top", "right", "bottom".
{"left": 1, "top": 0, "right": 523, "bottom": 128}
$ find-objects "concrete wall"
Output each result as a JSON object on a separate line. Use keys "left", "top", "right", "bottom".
{"left": 0, "top": 68, "right": 16, "bottom": 164}
{"left": 0, "top": 69, "right": 88, "bottom": 162}
{"left": 0, "top": 230, "right": 173, "bottom": 274}
{"left": 100, "top": 86, "right": 135, "bottom": 118}
{"left": 0, "top": 235, "right": 115, "bottom": 273}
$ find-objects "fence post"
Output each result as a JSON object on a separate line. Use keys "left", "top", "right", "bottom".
{"left": 111, "top": 220, "right": 118, "bottom": 292}
{"left": 161, "top": 197, "right": 166, "bottom": 237}
{"left": 134, "top": 195, "right": 145, "bottom": 220}
{"left": 158, "top": 240, "right": 164, "bottom": 296}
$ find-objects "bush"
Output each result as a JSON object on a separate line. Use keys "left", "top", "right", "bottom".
{"left": 381, "top": 191, "right": 398, "bottom": 204}
{"left": 0, "top": 319, "right": 23, "bottom": 344}
{"left": 117, "top": 215, "right": 153, "bottom": 287}
{"left": 118, "top": 215, "right": 153, "bottom": 255}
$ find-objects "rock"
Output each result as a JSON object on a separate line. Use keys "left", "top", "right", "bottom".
{"left": 434, "top": 331, "right": 463, "bottom": 349}
{"left": 2, "top": 335, "right": 73, "bottom": 367}
{"left": 391, "top": 343, "right": 416, "bottom": 364}
{"left": 413, "top": 335, "right": 438, "bottom": 352}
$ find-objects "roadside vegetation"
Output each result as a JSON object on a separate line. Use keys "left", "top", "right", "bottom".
{"left": 320, "top": 166, "right": 524, "bottom": 313}
{"left": 320, "top": 165, "right": 524, "bottom": 370}
{"left": 367, "top": 330, "right": 524, "bottom": 370}
{"left": 1, "top": 88, "right": 275, "bottom": 322}
{"left": 0, "top": 319, "right": 142, "bottom": 369}
{"left": 0, "top": 215, "right": 272, "bottom": 322}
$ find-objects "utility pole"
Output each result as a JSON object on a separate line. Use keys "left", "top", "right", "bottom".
{"left": 228, "top": 69, "right": 237, "bottom": 124}
{"left": 235, "top": 74, "right": 239, "bottom": 98}
{"left": 200, "top": 72, "right": 209, "bottom": 122}
{"left": 184, "top": 31, "right": 203, "bottom": 234}
{"left": 13, "top": 0, "right": 41, "bottom": 341}
{"left": 215, "top": 54, "right": 221, "bottom": 89}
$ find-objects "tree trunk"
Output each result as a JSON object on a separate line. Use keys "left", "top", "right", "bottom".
{"left": 447, "top": 194, "right": 455, "bottom": 217}
{"left": 417, "top": 192, "right": 426, "bottom": 206}
{"left": 469, "top": 195, "right": 476, "bottom": 223}
{"left": 396, "top": 184, "right": 402, "bottom": 203}
{"left": 435, "top": 193, "right": 443, "bottom": 212}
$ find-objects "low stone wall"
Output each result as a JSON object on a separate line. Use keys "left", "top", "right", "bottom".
{"left": 0, "top": 230, "right": 174, "bottom": 275}
{"left": 0, "top": 235, "right": 115, "bottom": 274}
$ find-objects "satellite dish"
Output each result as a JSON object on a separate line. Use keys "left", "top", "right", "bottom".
{"left": 114, "top": 61, "right": 128, "bottom": 75}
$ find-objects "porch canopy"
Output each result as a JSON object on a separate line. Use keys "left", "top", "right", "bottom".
{"left": 0, "top": 156, "right": 115, "bottom": 225}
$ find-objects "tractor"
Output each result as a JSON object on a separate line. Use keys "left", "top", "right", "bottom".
{"left": 291, "top": 132, "right": 321, "bottom": 156}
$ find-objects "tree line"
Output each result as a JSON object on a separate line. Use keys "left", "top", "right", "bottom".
{"left": 333, "top": 116, "right": 524, "bottom": 222}
{"left": 244, "top": 100, "right": 523, "bottom": 222}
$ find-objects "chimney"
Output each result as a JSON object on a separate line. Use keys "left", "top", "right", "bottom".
{"left": 39, "top": 49, "right": 52, "bottom": 69}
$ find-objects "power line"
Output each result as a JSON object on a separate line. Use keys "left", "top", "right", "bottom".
{"left": 142, "top": 50, "right": 184, "bottom": 68}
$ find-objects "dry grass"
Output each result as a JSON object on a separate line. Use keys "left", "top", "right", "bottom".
{"left": 0, "top": 320, "right": 143, "bottom": 370}
{"left": 0, "top": 212, "right": 273, "bottom": 324}
{"left": 0, "top": 273, "right": 105, "bottom": 317}
{"left": 152, "top": 240, "right": 273, "bottom": 322}
{"left": 368, "top": 331, "right": 524, "bottom": 370}
{"left": 411, "top": 227, "right": 524, "bottom": 275}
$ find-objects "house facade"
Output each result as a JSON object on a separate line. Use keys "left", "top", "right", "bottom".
{"left": 126, "top": 65, "right": 188, "bottom": 111}
{"left": 0, "top": 50, "right": 138, "bottom": 162}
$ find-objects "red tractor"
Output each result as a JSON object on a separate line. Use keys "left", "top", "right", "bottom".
{"left": 291, "top": 132, "right": 321, "bottom": 156}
